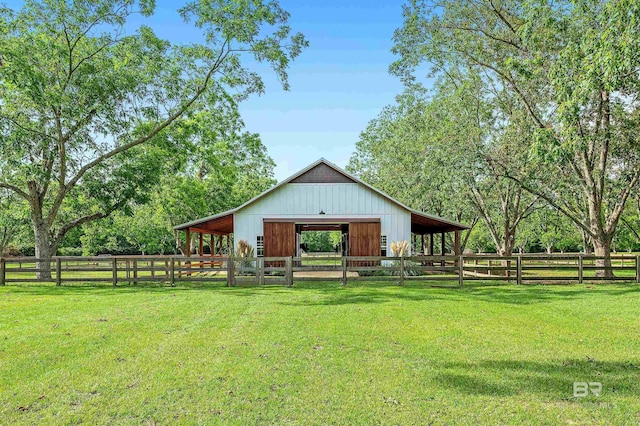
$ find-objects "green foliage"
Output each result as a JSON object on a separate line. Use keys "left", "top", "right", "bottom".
{"left": 0, "top": 0, "right": 306, "bottom": 259}
{"left": 390, "top": 0, "right": 640, "bottom": 263}
{"left": 300, "top": 231, "right": 340, "bottom": 252}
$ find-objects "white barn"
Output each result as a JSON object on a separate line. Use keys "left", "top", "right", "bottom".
{"left": 174, "top": 159, "right": 467, "bottom": 258}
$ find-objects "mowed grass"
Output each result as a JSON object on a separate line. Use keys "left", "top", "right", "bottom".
{"left": 1, "top": 282, "right": 639, "bottom": 425}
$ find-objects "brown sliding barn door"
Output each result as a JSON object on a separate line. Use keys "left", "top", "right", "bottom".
{"left": 349, "top": 222, "right": 381, "bottom": 257}
{"left": 264, "top": 222, "right": 296, "bottom": 258}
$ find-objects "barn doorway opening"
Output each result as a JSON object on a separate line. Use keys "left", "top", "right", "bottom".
{"left": 295, "top": 223, "right": 348, "bottom": 259}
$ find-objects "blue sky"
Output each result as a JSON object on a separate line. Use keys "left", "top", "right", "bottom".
{"left": 145, "top": 0, "right": 407, "bottom": 181}
{"left": 236, "top": 1, "right": 406, "bottom": 181}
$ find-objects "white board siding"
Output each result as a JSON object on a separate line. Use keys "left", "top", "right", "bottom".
{"left": 233, "top": 183, "right": 412, "bottom": 255}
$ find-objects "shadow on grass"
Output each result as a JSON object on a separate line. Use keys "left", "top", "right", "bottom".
{"left": 434, "top": 359, "right": 640, "bottom": 398}
{"left": 277, "top": 283, "right": 640, "bottom": 307}
{"left": 2, "top": 281, "right": 638, "bottom": 308}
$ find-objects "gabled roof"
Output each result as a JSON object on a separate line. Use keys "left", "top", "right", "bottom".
{"left": 174, "top": 158, "right": 469, "bottom": 231}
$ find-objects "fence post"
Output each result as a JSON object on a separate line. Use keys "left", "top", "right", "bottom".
{"left": 516, "top": 256, "right": 522, "bottom": 285}
{"left": 286, "top": 257, "right": 293, "bottom": 287}
{"left": 132, "top": 260, "right": 137, "bottom": 285}
{"left": 0, "top": 258, "right": 5, "bottom": 286}
{"left": 399, "top": 256, "right": 405, "bottom": 285}
{"left": 258, "top": 258, "right": 265, "bottom": 285}
{"left": 227, "top": 257, "right": 235, "bottom": 287}
{"left": 170, "top": 257, "right": 175, "bottom": 287}
{"left": 458, "top": 255, "right": 464, "bottom": 287}
{"left": 578, "top": 254, "right": 584, "bottom": 284}
{"left": 112, "top": 257, "right": 118, "bottom": 287}
{"left": 636, "top": 255, "right": 640, "bottom": 284}
{"left": 55, "top": 258, "right": 62, "bottom": 286}
{"left": 342, "top": 257, "right": 347, "bottom": 286}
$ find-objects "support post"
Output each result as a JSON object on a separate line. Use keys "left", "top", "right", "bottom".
{"left": 227, "top": 257, "right": 235, "bottom": 286}
{"left": 399, "top": 256, "right": 405, "bottom": 286}
{"left": 56, "top": 258, "right": 62, "bottom": 286}
{"left": 199, "top": 233, "right": 204, "bottom": 257}
{"left": 258, "top": 257, "right": 265, "bottom": 285}
{"left": 285, "top": 257, "right": 293, "bottom": 287}
{"left": 170, "top": 257, "right": 175, "bottom": 287}
{"left": 454, "top": 230, "right": 461, "bottom": 272}
{"left": 458, "top": 255, "right": 464, "bottom": 287}
{"left": 516, "top": 256, "right": 522, "bottom": 285}
{"left": 151, "top": 260, "right": 155, "bottom": 279}
{"left": 578, "top": 254, "right": 584, "bottom": 284}
{"left": 0, "top": 258, "right": 6, "bottom": 286}
{"left": 341, "top": 256, "right": 347, "bottom": 286}
{"left": 429, "top": 233, "right": 434, "bottom": 256}
{"left": 441, "top": 232, "right": 446, "bottom": 267}
{"left": 112, "top": 257, "right": 118, "bottom": 287}
{"left": 636, "top": 255, "right": 640, "bottom": 284}
{"left": 185, "top": 229, "right": 191, "bottom": 256}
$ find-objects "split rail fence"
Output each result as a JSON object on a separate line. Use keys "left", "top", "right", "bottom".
{"left": 0, "top": 254, "right": 639, "bottom": 287}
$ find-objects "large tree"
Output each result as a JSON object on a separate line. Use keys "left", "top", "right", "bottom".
{"left": 0, "top": 0, "right": 305, "bottom": 277}
{"left": 393, "top": 0, "right": 640, "bottom": 275}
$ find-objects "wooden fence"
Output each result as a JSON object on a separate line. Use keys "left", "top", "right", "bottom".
{"left": 0, "top": 254, "right": 639, "bottom": 287}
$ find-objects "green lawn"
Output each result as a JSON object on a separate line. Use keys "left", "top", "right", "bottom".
{"left": 1, "top": 282, "right": 639, "bottom": 425}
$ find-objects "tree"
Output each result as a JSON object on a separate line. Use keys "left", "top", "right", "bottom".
{"left": 392, "top": 0, "right": 640, "bottom": 276}
{"left": 0, "top": 191, "right": 28, "bottom": 255}
{"left": 0, "top": 0, "right": 306, "bottom": 277}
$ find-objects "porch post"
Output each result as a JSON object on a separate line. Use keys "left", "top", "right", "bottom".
{"left": 199, "top": 233, "right": 204, "bottom": 256}
{"left": 429, "top": 233, "right": 434, "bottom": 256}
{"left": 185, "top": 228, "right": 191, "bottom": 257}
{"left": 441, "top": 232, "right": 446, "bottom": 267}
{"left": 210, "top": 234, "right": 215, "bottom": 256}
{"left": 454, "top": 230, "right": 461, "bottom": 256}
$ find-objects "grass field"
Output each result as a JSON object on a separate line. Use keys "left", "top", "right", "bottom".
{"left": 1, "top": 282, "right": 639, "bottom": 425}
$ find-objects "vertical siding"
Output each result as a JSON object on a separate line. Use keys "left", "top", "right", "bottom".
{"left": 233, "top": 183, "right": 412, "bottom": 255}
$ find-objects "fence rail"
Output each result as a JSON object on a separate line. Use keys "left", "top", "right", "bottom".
{"left": 0, "top": 254, "right": 638, "bottom": 287}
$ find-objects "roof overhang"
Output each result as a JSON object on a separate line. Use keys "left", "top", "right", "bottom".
{"left": 410, "top": 211, "right": 468, "bottom": 234}
{"left": 173, "top": 211, "right": 234, "bottom": 234}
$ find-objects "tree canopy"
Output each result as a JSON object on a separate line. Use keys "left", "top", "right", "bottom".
{"left": 0, "top": 0, "right": 306, "bottom": 275}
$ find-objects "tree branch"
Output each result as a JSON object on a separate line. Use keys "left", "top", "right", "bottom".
{"left": 0, "top": 182, "right": 29, "bottom": 200}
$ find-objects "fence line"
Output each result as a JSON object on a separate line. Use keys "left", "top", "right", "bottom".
{"left": 0, "top": 254, "right": 638, "bottom": 287}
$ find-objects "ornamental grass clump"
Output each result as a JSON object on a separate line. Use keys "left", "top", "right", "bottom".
{"left": 236, "top": 240, "right": 256, "bottom": 275}
{"left": 390, "top": 240, "right": 420, "bottom": 276}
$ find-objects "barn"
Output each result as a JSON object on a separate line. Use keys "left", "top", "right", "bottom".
{"left": 174, "top": 159, "right": 467, "bottom": 258}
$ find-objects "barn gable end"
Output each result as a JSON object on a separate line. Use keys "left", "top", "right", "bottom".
{"left": 289, "top": 162, "right": 356, "bottom": 184}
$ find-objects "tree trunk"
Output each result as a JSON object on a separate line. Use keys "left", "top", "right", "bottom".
{"left": 593, "top": 237, "right": 613, "bottom": 278}
{"left": 34, "top": 224, "right": 55, "bottom": 280}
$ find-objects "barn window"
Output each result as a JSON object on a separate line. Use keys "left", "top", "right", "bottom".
{"left": 256, "top": 235, "right": 264, "bottom": 257}
{"left": 380, "top": 235, "right": 387, "bottom": 256}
